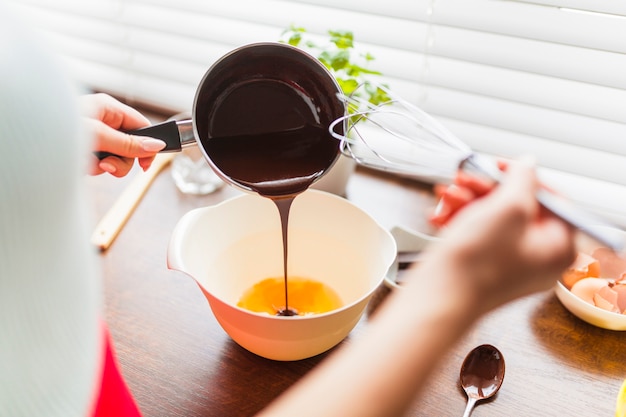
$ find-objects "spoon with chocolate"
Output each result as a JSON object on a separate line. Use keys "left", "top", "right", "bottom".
{"left": 459, "top": 344, "right": 505, "bottom": 417}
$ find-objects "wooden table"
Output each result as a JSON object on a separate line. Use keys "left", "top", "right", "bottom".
{"left": 87, "top": 163, "right": 625, "bottom": 417}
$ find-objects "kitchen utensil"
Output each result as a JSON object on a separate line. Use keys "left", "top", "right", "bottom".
{"left": 460, "top": 344, "right": 505, "bottom": 417}
{"left": 98, "top": 42, "right": 344, "bottom": 196}
{"left": 328, "top": 84, "right": 626, "bottom": 254}
{"left": 91, "top": 152, "right": 175, "bottom": 251}
{"left": 93, "top": 119, "right": 194, "bottom": 160}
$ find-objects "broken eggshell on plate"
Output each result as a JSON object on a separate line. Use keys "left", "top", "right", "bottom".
{"left": 555, "top": 225, "right": 626, "bottom": 331}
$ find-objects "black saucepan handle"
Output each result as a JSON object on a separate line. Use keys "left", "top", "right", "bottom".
{"left": 94, "top": 119, "right": 189, "bottom": 159}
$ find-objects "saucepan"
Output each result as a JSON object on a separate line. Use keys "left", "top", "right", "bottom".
{"left": 97, "top": 42, "right": 345, "bottom": 193}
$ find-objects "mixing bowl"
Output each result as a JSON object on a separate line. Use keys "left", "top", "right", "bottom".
{"left": 167, "top": 189, "right": 396, "bottom": 360}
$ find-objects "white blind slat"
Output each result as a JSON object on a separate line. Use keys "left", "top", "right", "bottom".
{"left": 423, "top": 56, "right": 626, "bottom": 124}
{"left": 426, "top": 23, "right": 626, "bottom": 91}
{"left": 442, "top": 117, "right": 626, "bottom": 186}
{"left": 427, "top": 0, "right": 626, "bottom": 53}
{"left": 424, "top": 86, "right": 626, "bottom": 156}
{"left": 511, "top": 0, "right": 626, "bottom": 17}
{"left": 8, "top": 4, "right": 122, "bottom": 43}
{"left": 135, "top": 0, "right": 422, "bottom": 51}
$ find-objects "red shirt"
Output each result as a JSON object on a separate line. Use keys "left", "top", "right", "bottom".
{"left": 91, "top": 324, "right": 142, "bottom": 417}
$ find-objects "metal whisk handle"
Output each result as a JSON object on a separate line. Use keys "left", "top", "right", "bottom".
{"left": 461, "top": 154, "right": 626, "bottom": 254}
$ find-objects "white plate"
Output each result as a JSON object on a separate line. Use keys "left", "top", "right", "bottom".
{"left": 555, "top": 281, "right": 626, "bottom": 331}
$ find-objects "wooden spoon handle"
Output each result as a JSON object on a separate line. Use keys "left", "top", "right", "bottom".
{"left": 91, "top": 153, "right": 175, "bottom": 251}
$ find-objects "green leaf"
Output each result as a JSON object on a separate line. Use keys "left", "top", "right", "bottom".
{"left": 287, "top": 33, "right": 302, "bottom": 47}
{"left": 362, "top": 52, "right": 376, "bottom": 62}
{"left": 279, "top": 25, "right": 387, "bottom": 111}
{"left": 321, "top": 50, "right": 350, "bottom": 71}
{"left": 328, "top": 30, "right": 354, "bottom": 49}
{"left": 336, "top": 78, "right": 359, "bottom": 96}
{"left": 304, "top": 40, "right": 318, "bottom": 49}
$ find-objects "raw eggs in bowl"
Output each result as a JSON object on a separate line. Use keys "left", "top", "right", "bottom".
{"left": 167, "top": 189, "right": 397, "bottom": 360}
{"left": 555, "top": 225, "right": 626, "bottom": 331}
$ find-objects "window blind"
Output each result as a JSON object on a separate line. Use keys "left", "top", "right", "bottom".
{"left": 7, "top": 0, "right": 626, "bottom": 225}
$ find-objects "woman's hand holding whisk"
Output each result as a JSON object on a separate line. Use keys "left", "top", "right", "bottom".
{"left": 424, "top": 157, "right": 576, "bottom": 312}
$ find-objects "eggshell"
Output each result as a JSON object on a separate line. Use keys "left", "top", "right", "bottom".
{"left": 614, "top": 282, "right": 626, "bottom": 313}
{"left": 570, "top": 277, "right": 611, "bottom": 306}
{"left": 593, "top": 290, "right": 618, "bottom": 313}
{"left": 562, "top": 252, "right": 601, "bottom": 289}
{"left": 591, "top": 247, "right": 626, "bottom": 279}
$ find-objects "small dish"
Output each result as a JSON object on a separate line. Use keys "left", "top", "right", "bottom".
{"left": 554, "top": 225, "right": 626, "bottom": 331}
{"left": 555, "top": 281, "right": 626, "bottom": 330}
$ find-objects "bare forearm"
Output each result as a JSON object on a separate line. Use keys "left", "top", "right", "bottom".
{"left": 258, "top": 254, "right": 478, "bottom": 417}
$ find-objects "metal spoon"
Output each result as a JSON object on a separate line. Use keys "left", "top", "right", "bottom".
{"left": 459, "top": 344, "right": 505, "bottom": 417}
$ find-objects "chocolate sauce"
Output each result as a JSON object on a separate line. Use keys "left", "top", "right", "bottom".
{"left": 460, "top": 345, "right": 505, "bottom": 398}
{"left": 201, "top": 79, "right": 340, "bottom": 316}
{"left": 274, "top": 197, "right": 298, "bottom": 316}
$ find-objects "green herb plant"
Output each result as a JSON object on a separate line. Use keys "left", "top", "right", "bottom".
{"left": 280, "top": 26, "right": 390, "bottom": 113}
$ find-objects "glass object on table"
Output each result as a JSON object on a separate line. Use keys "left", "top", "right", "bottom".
{"left": 171, "top": 145, "right": 224, "bottom": 195}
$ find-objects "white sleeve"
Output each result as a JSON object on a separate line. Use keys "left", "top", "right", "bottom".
{"left": 0, "top": 5, "right": 103, "bottom": 417}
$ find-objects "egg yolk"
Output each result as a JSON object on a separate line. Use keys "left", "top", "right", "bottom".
{"left": 237, "top": 277, "right": 343, "bottom": 316}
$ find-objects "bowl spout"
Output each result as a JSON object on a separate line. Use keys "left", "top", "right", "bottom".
{"left": 167, "top": 207, "right": 205, "bottom": 277}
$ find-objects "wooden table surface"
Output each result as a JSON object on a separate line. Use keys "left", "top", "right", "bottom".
{"left": 87, "top": 162, "right": 625, "bottom": 417}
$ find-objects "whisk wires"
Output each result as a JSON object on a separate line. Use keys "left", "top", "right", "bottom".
{"left": 329, "top": 84, "right": 473, "bottom": 183}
